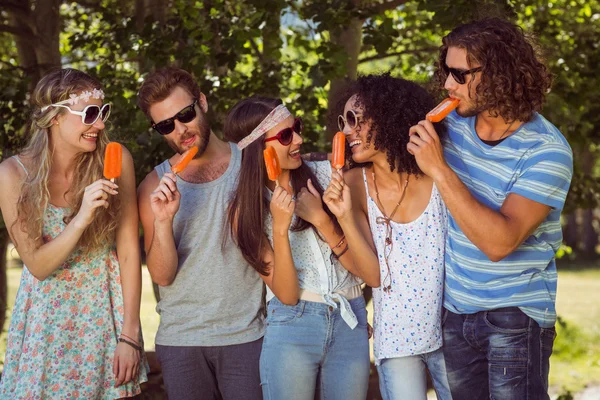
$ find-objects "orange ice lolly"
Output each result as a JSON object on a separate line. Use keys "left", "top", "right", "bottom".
{"left": 172, "top": 146, "right": 198, "bottom": 174}
{"left": 263, "top": 146, "right": 281, "bottom": 186}
{"left": 426, "top": 98, "right": 460, "bottom": 122}
{"left": 331, "top": 131, "right": 346, "bottom": 171}
{"left": 103, "top": 142, "right": 122, "bottom": 182}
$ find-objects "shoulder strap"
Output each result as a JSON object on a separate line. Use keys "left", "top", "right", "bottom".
{"left": 12, "top": 156, "right": 29, "bottom": 177}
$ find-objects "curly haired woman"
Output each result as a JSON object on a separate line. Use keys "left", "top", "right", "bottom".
{"left": 324, "top": 73, "right": 452, "bottom": 400}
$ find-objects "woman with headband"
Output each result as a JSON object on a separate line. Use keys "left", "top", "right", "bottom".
{"left": 224, "top": 96, "right": 370, "bottom": 400}
{"left": 0, "top": 68, "right": 148, "bottom": 398}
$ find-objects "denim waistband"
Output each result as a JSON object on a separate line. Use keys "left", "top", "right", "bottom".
{"left": 269, "top": 295, "right": 365, "bottom": 315}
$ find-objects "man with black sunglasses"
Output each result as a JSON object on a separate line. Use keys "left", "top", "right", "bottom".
{"left": 407, "top": 18, "right": 572, "bottom": 400}
{"left": 136, "top": 68, "right": 264, "bottom": 400}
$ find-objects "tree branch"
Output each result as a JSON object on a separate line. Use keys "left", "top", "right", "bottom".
{"left": 0, "top": 24, "right": 35, "bottom": 39}
{"left": 249, "top": 38, "right": 265, "bottom": 65}
{"left": 0, "top": 1, "right": 30, "bottom": 16}
{"left": 73, "top": 0, "right": 104, "bottom": 10}
{"left": 362, "top": 0, "right": 410, "bottom": 15}
{"left": 0, "top": 59, "right": 27, "bottom": 72}
{"left": 358, "top": 47, "right": 438, "bottom": 63}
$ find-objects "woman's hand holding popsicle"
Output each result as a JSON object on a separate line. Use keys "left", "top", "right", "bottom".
{"left": 323, "top": 170, "right": 352, "bottom": 221}
{"left": 149, "top": 172, "right": 181, "bottom": 223}
{"left": 295, "top": 179, "right": 329, "bottom": 228}
{"left": 73, "top": 179, "right": 119, "bottom": 229}
{"left": 270, "top": 186, "right": 295, "bottom": 235}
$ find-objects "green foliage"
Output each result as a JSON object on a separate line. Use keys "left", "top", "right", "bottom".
{"left": 516, "top": 0, "right": 600, "bottom": 211}
{"left": 554, "top": 316, "right": 588, "bottom": 360}
{"left": 556, "top": 390, "right": 574, "bottom": 400}
{"left": 0, "top": 0, "right": 598, "bottom": 209}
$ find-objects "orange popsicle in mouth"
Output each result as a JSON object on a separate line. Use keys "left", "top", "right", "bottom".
{"left": 103, "top": 142, "right": 122, "bottom": 182}
{"left": 426, "top": 98, "right": 460, "bottom": 122}
{"left": 263, "top": 146, "right": 282, "bottom": 187}
{"left": 331, "top": 131, "right": 346, "bottom": 171}
{"left": 172, "top": 146, "right": 199, "bottom": 174}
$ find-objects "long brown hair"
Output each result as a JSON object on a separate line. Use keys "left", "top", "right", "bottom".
{"left": 436, "top": 17, "right": 552, "bottom": 122}
{"left": 13, "top": 68, "right": 119, "bottom": 253}
{"left": 223, "top": 96, "right": 338, "bottom": 275}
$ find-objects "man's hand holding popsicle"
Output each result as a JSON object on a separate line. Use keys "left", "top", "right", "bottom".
{"left": 407, "top": 97, "right": 459, "bottom": 180}
{"left": 149, "top": 145, "right": 198, "bottom": 223}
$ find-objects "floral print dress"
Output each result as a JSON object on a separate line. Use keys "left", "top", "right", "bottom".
{"left": 0, "top": 204, "right": 148, "bottom": 399}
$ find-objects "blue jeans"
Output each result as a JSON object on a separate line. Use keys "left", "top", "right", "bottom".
{"left": 377, "top": 347, "right": 452, "bottom": 400}
{"left": 259, "top": 296, "right": 370, "bottom": 400}
{"left": 442, "top": 307, "right": 556, "bottom": 400}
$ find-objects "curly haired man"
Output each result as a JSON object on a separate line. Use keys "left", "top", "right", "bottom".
{"left": 408, "top": 17, "right": 573, "bottom": 399}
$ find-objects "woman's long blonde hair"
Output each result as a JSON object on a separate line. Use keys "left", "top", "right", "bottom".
{"left": 13, "top": 68, "right": 119, "bottom": 253}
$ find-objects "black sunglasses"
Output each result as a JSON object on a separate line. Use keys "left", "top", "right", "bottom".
{"left": 443, "top": 64, "right": 482, "bottom": 85}
{"left": 263, "top": 117, "right": 303, "bottom": 146}
{"left": 152, "top": 99, "right": 198, "bottom": 135}
{"left": 338, "top": 109, "right": 362, "bottom": 132}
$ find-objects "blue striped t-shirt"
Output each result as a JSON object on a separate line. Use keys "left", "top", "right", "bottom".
{"left": 443, "top": 110, "right": 573, "bottom": 328}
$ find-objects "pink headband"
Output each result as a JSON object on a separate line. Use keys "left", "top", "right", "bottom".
{"left": 237, "top": 104, "right": 292, "bottom": 150}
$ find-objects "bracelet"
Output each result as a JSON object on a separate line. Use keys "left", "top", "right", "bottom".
{"left": 120, "top": 333, "right": 140, "bottom": 345}
{"left": 118, "top": 337, "right": 142, "bottom": 352}
{"left": 336, "top": 244, "right": 349, "bottom": 259}
{"left": 331, "top": 235, "right": 346, "bottom": 250}
{"left": 330, "top": 243, "right": 349, "bottom": 261}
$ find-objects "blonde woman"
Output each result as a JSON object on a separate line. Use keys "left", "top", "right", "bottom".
{"left": 0, "top": 68, "right": 148, "bottom": 398}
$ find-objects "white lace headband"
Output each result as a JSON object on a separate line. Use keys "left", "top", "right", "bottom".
{"left": 41, "top": 88, "right": 105, "bottom": 112}
{"left": 237, "top": 104, "right": 292, "bottom": 150}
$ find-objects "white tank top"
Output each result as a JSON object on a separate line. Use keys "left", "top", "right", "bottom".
{"left": 363, "top": 168, "right": 447, "bottom": 363}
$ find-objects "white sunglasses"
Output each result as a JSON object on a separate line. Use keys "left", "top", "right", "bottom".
{"left": 42, "top": 103, "right": 111, "bottom": 126}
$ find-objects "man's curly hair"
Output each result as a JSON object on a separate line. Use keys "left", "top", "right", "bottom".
{"left": 436, "top": 17, "right": 552, "bottom": 122}
{"left": 327, "top": 73, "right": 445, "bottom": 175}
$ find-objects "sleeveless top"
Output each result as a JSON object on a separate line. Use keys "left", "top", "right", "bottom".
{"left": 153, "top": 143, "right": 265, "bottom": 346}
{"left": 263, "top": 161, "right": 363, "bottom": 328}
{"left": 363, "top": 168, "right": 447, "bottom": 363}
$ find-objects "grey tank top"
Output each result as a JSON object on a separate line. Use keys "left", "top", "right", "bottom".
{"left": 154, "top": 143, "right": 265, "bottom": 346}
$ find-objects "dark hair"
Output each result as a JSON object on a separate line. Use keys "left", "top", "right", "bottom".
{"left": 137, "top": 67, "right": 202, "bottom": 120}
{"left": 436, "top": 17, "right": 552, "bottom": 122}
{"left": 224, "top": 96, "right": 338, "bottom": 275}
{"left": 328, "top": 73, "right": 445, "bottom": 175}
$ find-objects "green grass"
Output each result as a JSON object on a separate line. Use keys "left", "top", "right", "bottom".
{"left": 1, "top": 263, "right": 599, "bottom": 396}
{"left": 550, "top": 266, "right": 600, "bottom": 394}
